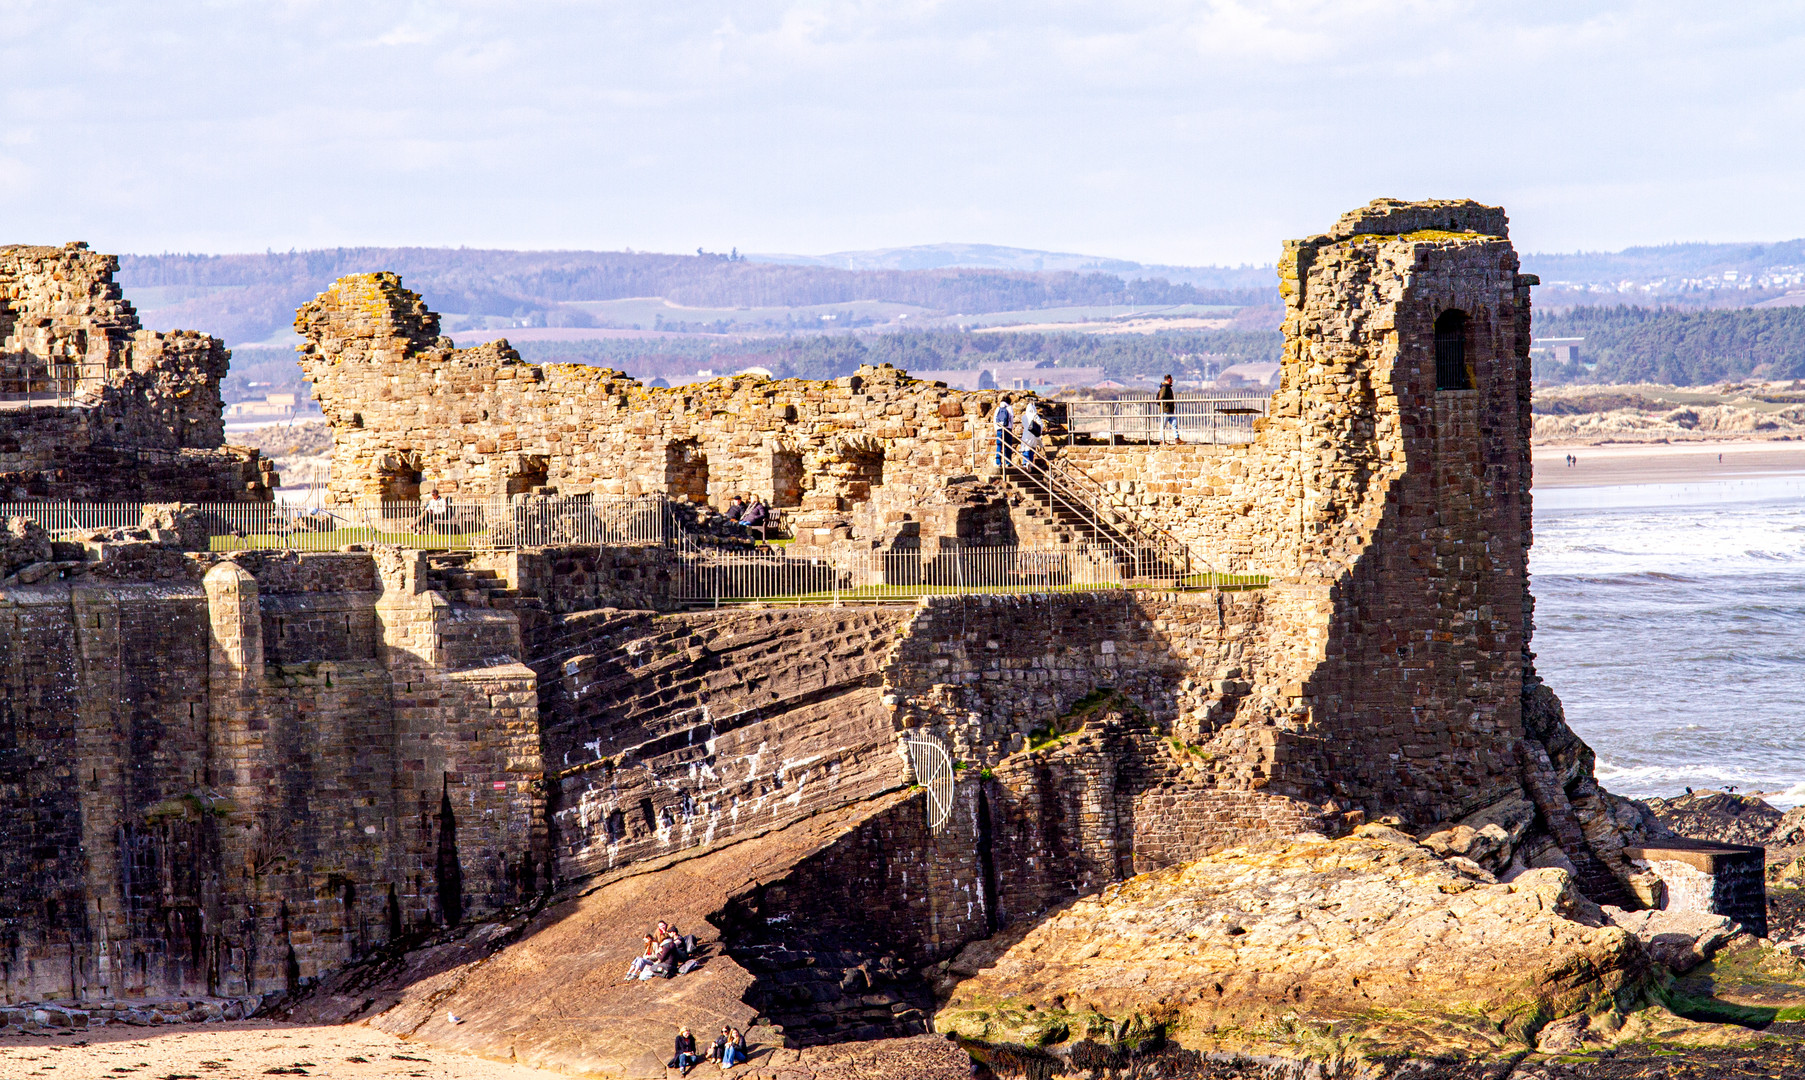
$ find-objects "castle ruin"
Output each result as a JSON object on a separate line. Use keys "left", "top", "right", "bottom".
{"left": 0, "top": 202, "right": 1697, "bottom": 1067}
{"left": 0, "top": 244, "right": 276, "bottom": 502}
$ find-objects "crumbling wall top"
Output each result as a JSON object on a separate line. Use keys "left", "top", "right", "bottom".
{"left": 293, "top": 272, "right": 445, "bottom": 358}
{"left": 0, "top": 241, "right": 271, "bottom": 498}
{"left": 1318, "top": 197, "right": 1509, "bottom": 243}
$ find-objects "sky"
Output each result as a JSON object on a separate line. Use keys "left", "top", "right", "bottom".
{"left": 4, "top": 1, "right": 1805, "bottom": 265}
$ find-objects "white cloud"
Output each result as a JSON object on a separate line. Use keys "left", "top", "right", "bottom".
{"left": 2, "top": 1, "right": 1805, "bottom": 261}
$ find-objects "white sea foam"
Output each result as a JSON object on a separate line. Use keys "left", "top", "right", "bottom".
{"left": 1533, "top": 474, "right": 1805, "bottom": 807}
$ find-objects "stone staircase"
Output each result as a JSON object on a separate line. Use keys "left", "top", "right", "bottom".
{"left": 423, "top": 551, "right": 557, "bottom": 651}
{"left": 424, "top": 552, "right": 535, "bottom": 609}
{"left": 994, "top": 455, "right": 1196, "bottom": 584}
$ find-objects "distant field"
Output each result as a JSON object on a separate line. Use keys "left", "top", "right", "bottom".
{"left": 948, "top": 303, "right": 1239, "bottom": 329}
{"left": 563, "top": 297, "right": 935, "bottom": 330}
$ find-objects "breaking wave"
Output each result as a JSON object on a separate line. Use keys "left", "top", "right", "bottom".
{"left": 1531, "top": 472, "right": 1805, "bottom": 806}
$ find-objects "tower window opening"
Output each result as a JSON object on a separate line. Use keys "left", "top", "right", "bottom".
{"left": 1434, "top": 310, "right": 1471, "bottom": 390}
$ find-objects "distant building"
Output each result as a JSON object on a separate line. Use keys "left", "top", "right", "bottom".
{"left": 1213, "top": 362, "right": 1281, "bottom": 390}
{"left": 1532, "top": 337, "right": 1584, "bottom": 366}
{"left": 225, "top": 392, "right": 303, "bottom": 421}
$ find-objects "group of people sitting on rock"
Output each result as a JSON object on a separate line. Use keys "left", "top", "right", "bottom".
{"left": 669, "top": 1024, "right": 748, "bottom": 1074}
{"left": 720, "top": 494, "right": 771, "bottom": 540}
{"left": 624, "top": 920, "right": 699, "bottom": 982}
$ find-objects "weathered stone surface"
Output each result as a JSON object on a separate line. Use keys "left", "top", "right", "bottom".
{"left": 1647, "top": 791, "right": 1785, "bottom": 848}
{"left": 0, "top": 514, "right": 51, "bottom": 575}
{"left": 0, "top": 243, "right": 276, "bottom": 500}
{"left": 1605, "top": 906, "right": 1739, "bottom": 974}
{"left": 938, "top": 830, "right": 1650, "bottom": 1068}
{"left": 0, "top": 202, "right": 1715, "bottom": 1075}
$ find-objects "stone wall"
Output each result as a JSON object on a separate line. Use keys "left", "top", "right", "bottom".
{"left": 1037, "top": 200, "right": 1541, "bottom": 824}
{"left": 0, "top": 548, "right": 540, "bottom": 1004}
{"left": 297, "top": 274, "right": 1048, "bottom": 544}
{"left": 539, "top": 606, "right": 912, "bottom": 882}
{"left": 0, "top": 243, "right": 275, "bottom": 501}
{"left": 293, "top": 199, "right": 1540, "bottom": 830}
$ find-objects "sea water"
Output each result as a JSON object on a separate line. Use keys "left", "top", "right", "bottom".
{"left": 1530, "top": 473, "right": 1805, "bottom": 805}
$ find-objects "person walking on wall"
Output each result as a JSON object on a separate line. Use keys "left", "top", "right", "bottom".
{"left": 994, "top": 396, "right": 1017, "bottom": 468}
{"left": 1019, "top": 399, "right": 1044, "bottom": 468}
{"left": 1157, "top": 374, "right": 1179, "bottom": 444}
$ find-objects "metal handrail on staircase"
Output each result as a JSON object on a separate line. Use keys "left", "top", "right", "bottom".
{"left": 1005, "top": 449, "right": 1200, "bottom": 582}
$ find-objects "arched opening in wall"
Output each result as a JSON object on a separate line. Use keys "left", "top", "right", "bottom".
{"left": 376, "top": 453, "right": 423, "bottom": 502}
{"left": 435, "top": 781, "right": 464, "bottom": 926}
{"left": 823, "top": 439, "right": 885, "bottom": 510}
{"left": 1434, "top": 309, "right": 1472, "bottom": 390}
{"left": 771, "top": 449, "right": 804, "bottom": 508}
{"left": 506, "top": 454, "right": 549, "bottom": 496}
{"left": 664, "top": 439, "right": 709, "bottom": 504}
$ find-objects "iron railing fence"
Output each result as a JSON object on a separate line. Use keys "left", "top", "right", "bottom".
{"left": 1002, "top": 454, "right": 1201, "bottom": 581}
{"left": 671, "top": 537, "right": 1264, "bottom": 605}
{"left": 0, "top": 502, "right": 145, "bottom": 532}
{"left": 1062, "top": 394, "right": 1269, "bottom": 445}
{"left": 0, "top": 357, "right": 95, "bottom": 405}
{"left": 0, "top": 494, "right": 671, "bottom": 552}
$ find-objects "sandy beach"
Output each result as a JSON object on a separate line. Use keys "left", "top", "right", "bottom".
{"left": 0, "top": 1021, "right": 569, "bottom": 1080}
{"left": 1533, "top": 439, "right": 1805, "bottom": 488}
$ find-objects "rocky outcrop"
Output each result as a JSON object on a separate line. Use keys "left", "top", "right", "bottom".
{"left": 1646, "top": 791, "right": 1788, "bottom": 849}
{"left": 937, "top": 826, "right": 1805, "bottom": 1077}
{"left": 938, "top": 828, "right": 1651, "bottom": 1072}
{"left": 1604, "top": 907, "right": 1740, "bottom": 974}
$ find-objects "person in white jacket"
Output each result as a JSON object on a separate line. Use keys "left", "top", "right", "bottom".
{"left": 1019, "top": 400, "right": 1044, "bottom": 467}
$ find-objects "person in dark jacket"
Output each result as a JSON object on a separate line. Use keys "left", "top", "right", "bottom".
{"left": 993, "top": 396, "right": 1016, "bottom": 467}
{"left": 720, "top": 1026, "right": 747, "bottom": 1068}
{"left": 1157, "top": 374, "right": 1179, "bottom": 444}
{"left": 741, "top": 495, "right": 769, "bottom": 541}
{"left": 670, "top": 1027, "right": 700, "bottom": 1075}
{"left": 654, "top": 932, "right": 682, "bottom": 977}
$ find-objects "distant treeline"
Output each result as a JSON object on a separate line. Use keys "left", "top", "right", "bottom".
{"left": 1524, "top": 239, "right": 1805, "bottom": 287}
{"left": 505, "top": 328, "right": 1284, "bottom": 383}
{"left": 1536, "top": 305, "right": 1805, "bottom": 384}
{"left": 120, "top": 248, "right": 1278, "bottom": 346}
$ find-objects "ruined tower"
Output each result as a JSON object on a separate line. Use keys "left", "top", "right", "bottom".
{"left": 0, "top": 243, "right": 275, "bottom": 500}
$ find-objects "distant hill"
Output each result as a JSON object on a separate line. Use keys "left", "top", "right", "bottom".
{"left": 1524, "top": 240, "right": 1805, "bottom": 308}
{"left": 749, "top": 243, "right": 1276, "bottom": 291}
{"left": 504, "top": 327, "right": 1284, "bottom": 386}
{"left": 116, "top": 247, "right": 1274, "bottom": 346}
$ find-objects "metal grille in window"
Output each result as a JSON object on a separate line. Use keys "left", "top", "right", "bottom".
{"left": 1434, "top": 310, "right": 1471, "bottom": 390}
